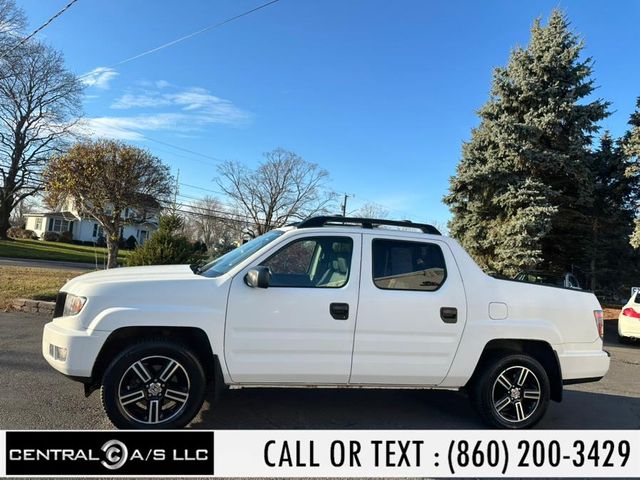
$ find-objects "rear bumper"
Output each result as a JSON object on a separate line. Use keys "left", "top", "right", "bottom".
{"left": 618, "top": 314, "right": 640, "bottom": 338}
{"left": 557, "top": 345, "right": 610, "bottom": 381}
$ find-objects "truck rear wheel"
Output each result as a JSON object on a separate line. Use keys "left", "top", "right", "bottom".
{"left": 100, "top": 340, "right": 207, "bottom": 429}
{"left": 471, "top": 354, "right": 550, "bottom": 429}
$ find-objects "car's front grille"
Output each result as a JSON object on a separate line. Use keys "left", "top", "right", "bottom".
{"left": 53, "top": 292, "right": 67, "bottom": 318}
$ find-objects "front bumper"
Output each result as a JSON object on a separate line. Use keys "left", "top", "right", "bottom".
{"left": 618, "top": 314, "right": 640, "bottom": 339}
{"left": 42, "top": 321, "right": 108, "bottom": 378}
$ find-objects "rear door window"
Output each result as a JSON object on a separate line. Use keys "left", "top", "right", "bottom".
{"left": 372, "top": 239, "right": 446, "bottom": 291}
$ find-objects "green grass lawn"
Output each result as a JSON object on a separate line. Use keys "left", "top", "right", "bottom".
{"left": 0, "top": 265, "right": 83, "bottom": 306}
{"left": 0, "top": 238, "right": 130, "bottom": 265}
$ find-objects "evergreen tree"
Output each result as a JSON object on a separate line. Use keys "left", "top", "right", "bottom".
{"left": 585, "top": 133, "right": 635, "bottom": 292}
{"left": 127, "top": 214, "right": 205, "bottom": 267}
{"left": 623, "top": 98, "right": 640, "bottom": 248}
{"left": 444, "top": 10, "right": 609, "bottom": 276}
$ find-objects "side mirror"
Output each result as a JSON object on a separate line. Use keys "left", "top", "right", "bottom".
{"left": 245, "top": 266, "right": 270, "bottom": 289}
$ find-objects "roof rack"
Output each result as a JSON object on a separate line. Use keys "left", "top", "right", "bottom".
{"left": 297, "top": 216, "right": 441, "bottom": 235}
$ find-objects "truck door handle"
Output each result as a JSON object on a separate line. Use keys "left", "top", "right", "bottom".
{"left": 330, "top": 303, "right": 349, "bottom": 320}
{"left": 440, "top": 307, "right": 457, "bottom": 323}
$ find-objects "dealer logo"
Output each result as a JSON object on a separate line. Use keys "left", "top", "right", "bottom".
{"left": 5, "top": 431, "right": 214, "bottom": 476}
{"left": 101, "top": 439, "right": 129, "bottom": 470}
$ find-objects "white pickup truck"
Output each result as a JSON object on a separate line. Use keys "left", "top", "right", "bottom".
{"left": 42, "top": 216, "right": 610, "bottom": 429}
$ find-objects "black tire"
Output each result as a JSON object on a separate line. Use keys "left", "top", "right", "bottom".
{"left": 101, "top": 339, "right": 207, "bottom": 429}
{"left": 471, "top": 354, "right": 550, "bottom": 429}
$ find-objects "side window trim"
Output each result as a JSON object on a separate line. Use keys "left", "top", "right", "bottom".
{"left": 371, "top": 237, "right": 448, "bottom": 292}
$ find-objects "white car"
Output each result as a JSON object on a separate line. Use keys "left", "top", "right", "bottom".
{"left": 618, "top": 292, "right": 640, "bottom": 341}
{"left": 42, "top": 216, "right": 610, "bottom": 429}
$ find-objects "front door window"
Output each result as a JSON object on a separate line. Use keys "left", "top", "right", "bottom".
{"left": 261, "top": 236, "right": 353, "bottom": 288}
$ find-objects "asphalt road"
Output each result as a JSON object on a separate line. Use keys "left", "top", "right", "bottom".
{"left": 0, "top": 311, "right": 638, "bottom": 430}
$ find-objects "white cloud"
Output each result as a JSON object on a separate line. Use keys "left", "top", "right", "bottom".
{"left": 111, "top": 93, "right": 171, "bottom": 109}
{"left": 81, "top": 67, "right": 119, "bottom": 89}
{"left": 84, "top": 83, "right": 251, "bottom": 139}
{"left": 79, "top": 114, "right": 192, "bottom": 140}
{"left": 110, "top": 86, "right": 248, "bottom": 124}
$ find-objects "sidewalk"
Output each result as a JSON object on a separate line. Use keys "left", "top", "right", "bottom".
{"left": 0, "top": 256, "right": 99, "bottom": 271}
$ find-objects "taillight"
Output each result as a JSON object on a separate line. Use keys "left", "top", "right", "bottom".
{"left": 622, "top": 307, "right": 640, "bottom": 319}
{"left": 594, "top": 310, "right": 604, "bottom": 339}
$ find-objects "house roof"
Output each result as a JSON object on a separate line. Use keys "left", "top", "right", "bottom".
{"left": 25, "top": 211, "right": 77, "bottom": 218}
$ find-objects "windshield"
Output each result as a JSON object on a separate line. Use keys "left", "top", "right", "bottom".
{"left": 198, "top": 230, "right": 285, "bottom": 278}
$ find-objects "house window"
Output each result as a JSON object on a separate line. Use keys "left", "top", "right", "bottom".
{"left": 139, "top": 230, "right": 148, "bottom": 243}
{"left": 49, "top": 218, "right": 70, "bottom": 233}
{"left": 92, "top": 223, "right": 104, "bottom": 238}
{"left": 34, "top": 218, "right": 42, "bottom": 230}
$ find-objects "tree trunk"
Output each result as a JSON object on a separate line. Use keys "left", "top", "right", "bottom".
{"left": 0, "top": 202, "right": 11, "bottom": 239}
{"left": 106, "top": 236, "right": 119, "bottom": 269}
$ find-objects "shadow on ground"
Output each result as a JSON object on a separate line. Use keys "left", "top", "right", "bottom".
{"left": 190, "top": 387, "right": 640, "bottom": 430}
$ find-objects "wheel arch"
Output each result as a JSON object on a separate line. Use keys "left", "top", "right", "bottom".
{"left": 86, "top": 326, "right": 223, "bottom": 397}
{"left": 466, "top": 338, "right": 563, "bottom": 402}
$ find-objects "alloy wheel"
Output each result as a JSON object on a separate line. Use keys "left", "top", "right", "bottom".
{"left": 491, "top": 365, "right": 541, "bottom": 423}
{"left": 117, "top": 355, "right": 191, "bottom": 425}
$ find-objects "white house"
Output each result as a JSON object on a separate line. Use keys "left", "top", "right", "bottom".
{"left": 24, "top": 198, "right": 159, "bottom": 245}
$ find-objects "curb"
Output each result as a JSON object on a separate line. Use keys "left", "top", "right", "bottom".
{"left": 10, "top": 298, "right": 54, "bottom": 315}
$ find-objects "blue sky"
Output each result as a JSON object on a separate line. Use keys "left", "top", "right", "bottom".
{"left": 18, "top": 0, "right": 640, "bottom": 227}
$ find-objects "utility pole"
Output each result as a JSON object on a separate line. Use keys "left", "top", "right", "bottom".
{"left": 341, "top": 194, "right": 350, "bottom": 217}
{"left": 173, "top": 169, "right": 180, "bottom": 213}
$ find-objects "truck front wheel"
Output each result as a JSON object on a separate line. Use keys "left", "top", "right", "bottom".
{"left": 100, "top": 340, "right": 207, "bottom": 429}
{"left": 471, "top": 354, "right": 550, "bottom": 429}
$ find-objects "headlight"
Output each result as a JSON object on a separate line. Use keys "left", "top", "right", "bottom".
{"left": 63, "top": 294, "right": 86, "bottom": 316}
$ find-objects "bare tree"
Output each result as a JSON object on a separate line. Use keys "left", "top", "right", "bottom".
{"left": 354, "top": 202, "right": 389, "bottom": 219}
{"left": 0, "top": 39, "right": 83, "bottom": 238}
{"left": 216, "top": 148, "right": 336, "bottom": 236}
{"left": 9, "top": 194, "right": 37, "bottom": 227}
{"left": 0, "top": 0, "right": 25, "bottom": 78}
{"left": 185, "top": 196, "right": 239, "bottom": 253}
{"left": 44, "top": 140, "right": 174, "bottom": 268}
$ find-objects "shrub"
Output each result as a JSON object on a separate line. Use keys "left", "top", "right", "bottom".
{"left": 193, "top": 240, "right": 208, "bottom": 253}
{"left": 58, "top": 231, "right": 74, "bottom": 243}
{"left": 7, "top": 227, "right": 36, "bottom": 239}
{"left": 127, "top": 214, "right": 205, "bottom": 266}
{"left": 42, "top": 231, "right": 60, "bottom": 242}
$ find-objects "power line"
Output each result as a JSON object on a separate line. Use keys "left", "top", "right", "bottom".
{"left": 23, "top": 172, "right": 230, "bottom": 202}
{"left": 142, "top": 136, "right": 226, "bottom": 166}
{"left": 21, "top": 174, "right": 406, "bottom": 224}
{"left": 18, "top": 177, "right": 250, "bottom": 221}
{"left": 176, "top": 193, "right": 244, "bottom": 214}
{"left": 179, "top": 182, "right": 227, "bottom": 196}
{"left": 0, "top": 0, "right": 80, "bottom": 62}
{"left": 135, "top": 138, "right": 408, "bottom": 218}
{"left": 78, "top": 0, "right": 281, "bottom": 78}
